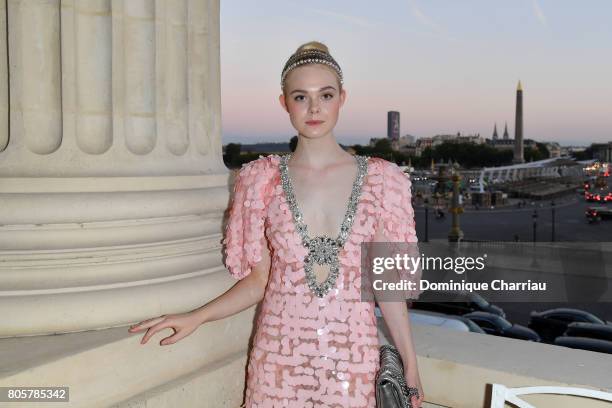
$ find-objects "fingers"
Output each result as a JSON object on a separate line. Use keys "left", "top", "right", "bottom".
{"left": 140, "top": 321, "right": 172, "bottom": 345}
{"left": 160, "top": 332, "right": 184, "bottom": 346}
{"left": 128, "top": 316, "right": 166, "bottom": 333}
{"left": 127, "top": 316, "right": 170, "bottom": 345}
{"left": 411, "top": 394, "right": 424, "bottom": 408}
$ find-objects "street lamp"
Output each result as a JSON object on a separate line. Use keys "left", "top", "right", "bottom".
{"left": 448, "top": 172, "right": 464, "bottom": 242}
{"left": 551, "top": 200, "right": 556, "bottom": 242}
{"left": 532, "top": 209, "right": 538, "bottom": 243}
{"left": 424, "top": 197, "right": 429, "bottom": 242}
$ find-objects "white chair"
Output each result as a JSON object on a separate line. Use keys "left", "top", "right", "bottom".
{"left": 490, "top": 383, "right": 612, "bottom": 408}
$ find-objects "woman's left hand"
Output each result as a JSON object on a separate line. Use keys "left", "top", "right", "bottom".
{"left": 405, "top": 367, "right": 424, "bottom": 408}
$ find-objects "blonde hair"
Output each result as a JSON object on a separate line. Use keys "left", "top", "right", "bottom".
{"left": 282, "top": 41, "right": 343, "bottom": 93}
{"left": 295, "top": 40, "right": 330, "bottom": 54}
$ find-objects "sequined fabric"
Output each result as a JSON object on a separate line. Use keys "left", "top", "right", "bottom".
{"left": 223, "top": 154, "right": 419, "bottom": 408}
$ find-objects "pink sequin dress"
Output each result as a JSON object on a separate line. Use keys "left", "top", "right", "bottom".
{"left": 223, "top": 154, "right": 419, "bottom": 408}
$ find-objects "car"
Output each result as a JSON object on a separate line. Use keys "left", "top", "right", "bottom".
{"left": 585, "top": 206, "right": 612, "bottom": 221}
{"left": 409, "top": 309, "right": 486, "bottom": 334}
{"left": 553, "top": 336, "right": 612, "bottom": 354}
{"left": 464, "top": 311, "right": 541, "bottom": 342}
{"left": 411, "top": 290, "right": 506, "bottom": 318}
{"left": 528, "top": 308, "right": 609, "bottom": 343}
{"left": 586, "top": 188, "right": 612, "bottom": 202}
{"left": 406, "top": 310, "right": 472, "bottom": 332}
{"left": 374, "top": 307, "right": 485, "bottom": 334}
{"left": 585, "top": 207, "right": 602, "bottom": 223}
{"left": 562, "top": 322, "right": 612, "bottom": 342}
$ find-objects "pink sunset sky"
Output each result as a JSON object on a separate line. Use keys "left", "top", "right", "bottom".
{"left": 220, "top": 0, "right": 612, "bottom": 146}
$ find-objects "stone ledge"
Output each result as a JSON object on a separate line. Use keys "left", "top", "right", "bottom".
{"left": 379, "top": 316, "right": 612, "bottom": 407}
{"left": 110, "top": 351, "right": 248, "bottom": 408}
{"left": 2, "top": 311, "right": 610, "bottom": 407}
{"left": 0, "top": 308, "right": 257, "bottom": 407}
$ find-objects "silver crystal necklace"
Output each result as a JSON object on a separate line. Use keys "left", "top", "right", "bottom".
{"left": 279, "top": 153, "right": 368, "bottom": 298}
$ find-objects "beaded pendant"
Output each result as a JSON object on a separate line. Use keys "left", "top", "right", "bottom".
{"left": 279, "top": 154, "right": 368, "bottom": 297}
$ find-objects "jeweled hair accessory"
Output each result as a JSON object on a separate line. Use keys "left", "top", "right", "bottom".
{"left": 281, "top": 49, "right": 344, "bottom": 89}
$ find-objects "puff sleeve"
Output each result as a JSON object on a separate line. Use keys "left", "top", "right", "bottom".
{"left": 379, "top": 162, "right": 418, "bottom": 243}
{"left": 222, "top": 157, "right": 272, "bottom": 280}
{"left": 373, "top": 160, "right": 423, "bottom": 300}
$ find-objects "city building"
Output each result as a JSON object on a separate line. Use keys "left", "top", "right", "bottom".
{"left": 545, "top": 142, "right": 561, "bottom": 158}
{"left": 399, "top": 134, "right": 416, "bottom": 146}
{"left": 563, "top": 146, "right": 587, "bottom": 156}
{"left": 427, "top": 132, "right": 484, "bottom": 146}
{"left": 488, "top": 137, "right": 537, "bottom": 151}
{"left": 456, "top": 134, "right": 485, "bottom": 144}
{"left": 415, "top": 137, "right": 433, "bottom": 156}
{"left": 592, "top": 141, "right": 612, "bottom": 162}
{"left": 387, "top": 111, "right": 400, "bottom": 141}
{"left": 489, "top": 138, "right": 515, "bottom": 150}
{"left": 503, "top": 122, "right": 510, "bottom": 140}
{"left": 392, "top": 133, "right": 417, "bottom": 152}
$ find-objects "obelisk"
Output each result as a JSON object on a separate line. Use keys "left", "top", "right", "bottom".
{"left": 513, "top": 80, "right": 525, "bottom": 163}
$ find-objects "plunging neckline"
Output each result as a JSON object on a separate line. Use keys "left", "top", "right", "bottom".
{"left": 278, "top": 154, "right": 369, "bottom": 298}
{"left": 279, "top": 153, "right": 369, "bottom": 245}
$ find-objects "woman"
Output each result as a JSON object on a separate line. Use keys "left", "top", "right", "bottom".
{"left": 129, "top": 41, "right": 424, "bottom": 408}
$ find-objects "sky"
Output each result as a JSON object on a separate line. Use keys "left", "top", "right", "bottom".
{"left": 220, "top": 0, "right": 612, "bottom": 146}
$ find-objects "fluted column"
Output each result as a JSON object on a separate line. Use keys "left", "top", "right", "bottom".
{"left": 72, "top": 0, "right": 113, "bottom": 154}
{"left": 0, "top": 0, "right": 228, "bottom": 337}
{"left": 0, "top": 0, "right": 7, "bottom": 151}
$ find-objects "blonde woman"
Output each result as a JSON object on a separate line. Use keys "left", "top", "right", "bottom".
{"left": 129, "top": 41, "right": 424, "bottom": 408}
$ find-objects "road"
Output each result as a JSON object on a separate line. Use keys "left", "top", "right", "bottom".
{"left": 414, "top": 194, "right": 610, "bottom": 242}
{"left": 412, "top": 193, "right": 612, "bottom": 324}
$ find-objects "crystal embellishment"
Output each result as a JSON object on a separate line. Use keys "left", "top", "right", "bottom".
{"left": 279, "top": 154, "right": 368, "bottom": 298}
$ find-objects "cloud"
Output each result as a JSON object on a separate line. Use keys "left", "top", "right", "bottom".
{"left": 532, "top": 0, "right": 548, "bottom": 26}
{"left": 407, "top": 0, "right": 459, "bottom": 42}
{"left": 308, "top": 8, "right": 377, "bottom": 29}
{"left": 410, "top": 2, "right": 442, "bottom": 32}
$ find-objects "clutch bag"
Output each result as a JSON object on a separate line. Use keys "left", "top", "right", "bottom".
{"left": 375, "top": 344, "right": 420, "bottom": 408}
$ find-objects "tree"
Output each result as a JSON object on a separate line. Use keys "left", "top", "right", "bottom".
{"left": 369, "top": 139, "right": 394, "bottom": 161}
{"left": 536, "top": 142, "right": 551, "bottom": 159}
{"left": 524, "top": 143, "right": 549, "bottom": 162}
{"left": 418, "top": 141, "right": 512, "bottom": 168}
{"left": 374, "top": 138, "right": 393, "bottom": 153}
{"left": 223, "top": 143, "right": 242, "bottom": 167}
{"left": 572, "top": 146, "right": 593, "bottom": 160}
{"left": 289, "top": 135, "right": 298, "bottom": 152}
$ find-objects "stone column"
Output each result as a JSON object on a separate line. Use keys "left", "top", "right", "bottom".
{"left": 513, "top": 80, "right": 525, "bottom": 164}
{"left": 0, "top": 0, "right": 229, "bottom": 337}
